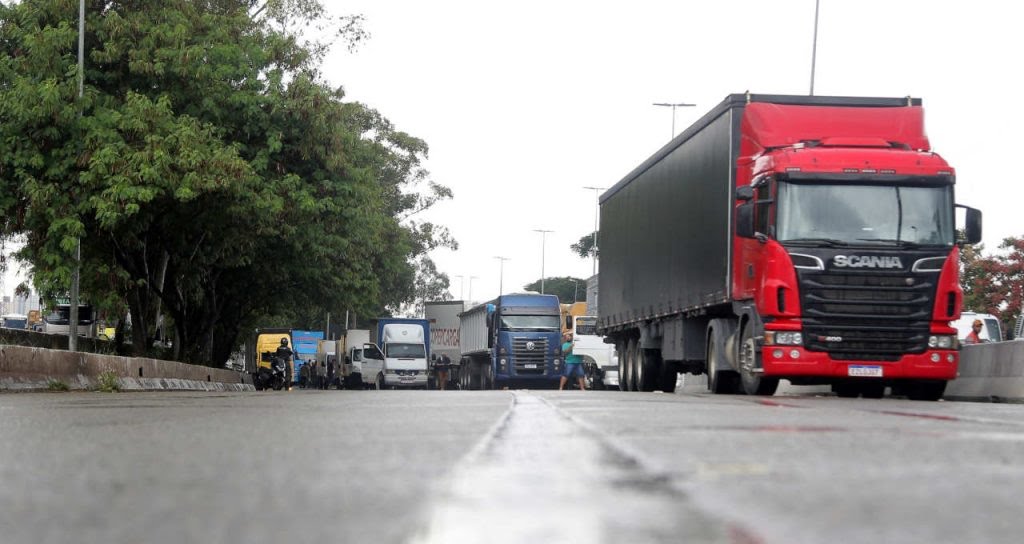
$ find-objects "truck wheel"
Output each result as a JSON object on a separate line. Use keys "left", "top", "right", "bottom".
{"left": 636, "top": 348, "right": 658, "bottom": 392}
{"left": 656, "top": 357, "right": 677, "bottom": 393}
{"left": 617, "top": 341, "right": 628, "bottom": 392}
{"left": 738, "top": 324, "right": 779, "bottom": 396}
{"left": 625, "top": 339, "right": 639, "bottom": 391}
{"left": 707, "top": 319, "right": 740, "bottom": 394}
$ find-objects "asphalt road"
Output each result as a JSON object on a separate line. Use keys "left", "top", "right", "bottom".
{"left": 2, "top": 388, "right": 1022, "bottom": 544}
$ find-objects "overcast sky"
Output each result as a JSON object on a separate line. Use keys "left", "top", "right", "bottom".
{"left": 319, "top": 0, "right": 1020, "bottom": 306}
{"left": 3, "top": 1, "right": 1020, "bottom": 310}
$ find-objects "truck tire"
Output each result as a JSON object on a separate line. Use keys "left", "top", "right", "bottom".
{"left": 656, "top": 357, "right": 677, "bottom": 393}
{"left": 617, "top": 341, "right": 628, "bottom": 392}
{"left": 707, "top": 319, "right": 740, "bottom": 394}
{"left": 739, "top": 323, "right": 779, "bottom": 396}
{"left": 637, "top": 348, "right": 658, "bottom": 392}
{"left": 625, "top": 339, "right": 639, "bottom": 391}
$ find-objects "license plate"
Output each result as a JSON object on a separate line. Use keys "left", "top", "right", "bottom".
{"left": 525, "top": 364, "right": 537, "bottom": 369}
{"left": 848, "top": 365, "right": 883, "bottom": 377}
{"left": 399, "top": 376, "right": 414, "bottom": 381}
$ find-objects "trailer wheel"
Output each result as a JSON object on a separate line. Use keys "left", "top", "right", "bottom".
{"left": 707, "top": 319, "right": 740, "bottom": 394}
{"left": 617, "top": 342, "right": 628, "bottom": 392}
{"left": 738, "top": 324, "right": 779, "bottom": 396}
{"left": 636, "top": 347, "right": 658, "bottom": 392}
{"left": 625, "top": 339, "right": 639, "bottom": 391}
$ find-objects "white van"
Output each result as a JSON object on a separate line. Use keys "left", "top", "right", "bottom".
{"left": 951, "top": 311, "right": 1002, "bottom": 343}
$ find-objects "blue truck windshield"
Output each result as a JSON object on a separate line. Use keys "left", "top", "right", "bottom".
{"left": 776, "top": 183, "right": 954, "bottom": 246}
{"left": 386, "top": 343, "right": 426, "bottom": 358}
{"left": 500, "top": 315, "right": 560, "bottom": 331}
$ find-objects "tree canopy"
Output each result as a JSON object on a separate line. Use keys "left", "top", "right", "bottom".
{"left": 961, "top": 236, "right": 1024, "bottom": 337}
{"left": 0, "top": 0, "right": 454, "bottom": 364}
{"left": 522, "top": 276, "right": 586, "bottom": 305}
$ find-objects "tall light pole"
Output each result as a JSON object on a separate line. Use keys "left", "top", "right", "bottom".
{"left": 453, "top": 274, "right": 464, "bottom": 300}
{"left": 810, "top": 0, "right": 820, "bottom": 95}
{"left": 69, "top": 0, "right": 86, "bottom": 351}
{"left": 468, "top": 275, "right": 479, "bottom": 304}
{"left": 582, "top": 186, "right": 605, "bottom": 276}
{"left": 493, "top": 256, "right": 509, "bottom": 296}
{"left": 533, "top": 229, "right": 552, "bottom": 294}
{"left": 652, "top": 102, "right": 696, "bottom": 139}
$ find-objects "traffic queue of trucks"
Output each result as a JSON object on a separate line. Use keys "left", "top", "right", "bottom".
{"left": 596, "top": 93, "right": 982, "bottom": 401}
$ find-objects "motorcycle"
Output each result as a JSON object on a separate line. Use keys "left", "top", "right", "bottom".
{"left": 256, "top": 355, "right": 288, "bottom": 391}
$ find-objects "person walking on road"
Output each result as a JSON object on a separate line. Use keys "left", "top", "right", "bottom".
{"left": 559, "top": 331, "right": 586, "bottom": 391}
{"left": 434, "top": 353, "right": 451, "bottom": 391}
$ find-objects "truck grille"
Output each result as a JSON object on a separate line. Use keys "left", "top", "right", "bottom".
{"left": 798, "top": 270, "right": 937, "bottom": 358}
{"left": 512, "top": 337, "right": 549, "bottom": 374}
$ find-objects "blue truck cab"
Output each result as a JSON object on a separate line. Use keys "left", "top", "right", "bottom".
{"left": 459, "top": 293, "right": 563, "bottom": 389}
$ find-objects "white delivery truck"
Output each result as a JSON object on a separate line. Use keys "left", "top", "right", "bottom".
{"left": 368, "top": 318, "right": 430, "bottom": 389}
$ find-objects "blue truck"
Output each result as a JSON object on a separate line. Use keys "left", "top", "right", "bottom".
{"left": 291, "top": 329, "right": 324, "bottom": 385}
{"left": 458, "top": 293, "right": 563, "bottom": 389}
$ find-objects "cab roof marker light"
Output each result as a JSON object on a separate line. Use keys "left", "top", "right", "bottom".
{"left": 786, "top": 167, "right": 801, "bottom": 172}
{"left": 880, "top": 169, "right": 896, "bottom": 174}
{"left": 862, "top": 168, "right": 877, "bottom": 174}
{"left": 843, "top": 168, "right": 858, "bottom": 173}
{"left": 938, "top": 170, "right": 953, "bottom": 175}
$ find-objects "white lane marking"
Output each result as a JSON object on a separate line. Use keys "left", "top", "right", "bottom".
{"left": 411, "top": 392, "right": 734, "bottom": 544}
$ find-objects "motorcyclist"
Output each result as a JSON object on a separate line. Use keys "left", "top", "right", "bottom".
{"left": 275, "top": 338, "right": 294, "bottom": 391}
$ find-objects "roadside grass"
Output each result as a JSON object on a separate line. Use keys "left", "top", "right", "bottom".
{"left": 96, "top": 371, "right": 121, "bottom": 393}
{"left": 46, "top": 379, "right": 70, "bottom": 391}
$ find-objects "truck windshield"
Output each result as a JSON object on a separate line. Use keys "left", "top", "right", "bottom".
{"left": 386, "top": 343, "right": 426, "bottom": 358}
{"left": 776, "top": 183, "right": 954, "bottom": 246}
{"left": 575, "top": 316, "right": 598, "bottom": 336}
{"left": 500, "top": 315, "right": 560, "bottom": 331}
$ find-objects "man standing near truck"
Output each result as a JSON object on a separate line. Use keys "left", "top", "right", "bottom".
{"left": 559, "top": 332, "right": 586, "bottom": 391}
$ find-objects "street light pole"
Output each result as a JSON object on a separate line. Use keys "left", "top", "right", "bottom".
{"left": 652, "top": 102, "right": 696, "bottom": 139}
{"left": 810, "top": 0, "right": 820, "bottom": 95}
{"left": 532, "top": 229, "right": 552, "bottom": 294}
{"left": 69, "top": 0, "right": 85, "bottom": 352}
{"left": 493, "top": 256, "right": 509, "bottom": 296}
{"left": 468, "top": 275, "right": 479, "bottom": 304}
{"left": 453, "top": 274, "right": 464, "bottom": 300}
{"left": 582, "top": 186, "right": 605, "bottom": 276}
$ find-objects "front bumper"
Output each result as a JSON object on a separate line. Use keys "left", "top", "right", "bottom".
{"left": 384, "top": 374, "right": 428, "bottom": 387}
{"left": 762, "top": 346, "right": 958, "bottom": 380}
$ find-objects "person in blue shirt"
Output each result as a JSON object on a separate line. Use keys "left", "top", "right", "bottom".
{"left": 559, "top": 331, "right": 586, "bottom": 391}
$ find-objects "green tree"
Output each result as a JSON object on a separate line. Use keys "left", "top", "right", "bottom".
{"left": 960, "top": 237, "right": 1024, "bottom": 336}
{"left": 0, "top": 0, "right": 453, "bottom": 364}
{"left": 570, "top": 231, "right": 598, "bottom": 260}
{"left": 523, "top": 276, "right": 586, "bottom": 304}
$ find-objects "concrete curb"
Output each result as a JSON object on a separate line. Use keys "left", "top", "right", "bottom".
{"left": 0, "top": 344, "right": 254, "bottom": 392}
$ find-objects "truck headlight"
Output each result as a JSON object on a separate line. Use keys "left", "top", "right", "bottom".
{"left": 498, "top": 358, "right": 507, "bottom": 371}
{"left": 765, "top": 331, "right": 802, "bottom": 346}
{"left": 928, "top": 335, "right": 956, "bottom": 349}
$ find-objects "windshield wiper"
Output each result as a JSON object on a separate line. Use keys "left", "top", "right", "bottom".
{"left": 856, "top": 238, "right": 923, "bottom": 247}
{"left": 783, "top": 238, "right": 849, "bottom": 247}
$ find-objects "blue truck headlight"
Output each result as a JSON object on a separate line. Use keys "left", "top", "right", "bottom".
{"left": 498, "top": 358, "right": 507, "bottom": 371}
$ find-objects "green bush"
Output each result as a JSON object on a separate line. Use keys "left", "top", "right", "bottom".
{"left": 96, "top": 371, "right": 121, "bottom": 393}
{"left": 47, "top": 379, "right": 70, "bottom": 391}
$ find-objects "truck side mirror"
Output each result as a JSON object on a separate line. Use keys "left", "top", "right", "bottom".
{"left": 565, "top": 315, "right": 573, "bottom": 330}
{"left": 736, "top": 202, "right": 755, "bottom": 238}
{"left": 958, "top": 205, "right": 982, "bottom": 245}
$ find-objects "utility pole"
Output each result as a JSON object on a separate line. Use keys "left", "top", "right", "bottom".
{"left": 810, "top": 0, "right": 820, "bottom": 95}
{"left": 582, "top": 186, "right": 605, "bottom": 276}
{"left": 652, "top": 102, "right": 696, "bottom": 139}
{"left": 532, "top": 229, "right": 552, "bottom": 294}
{"left": 70, "top": 0, "right": 85, "bottom": 351}
{"left": 493, "top": 257, "right": 510, "bottom": 296}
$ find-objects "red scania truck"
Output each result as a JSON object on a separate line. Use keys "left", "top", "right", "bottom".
{"left": 597, "top": 93, "right": 982, "bottom": 401}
